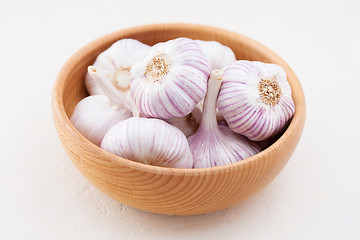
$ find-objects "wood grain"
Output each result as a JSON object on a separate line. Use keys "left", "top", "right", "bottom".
{"left": 52, "top": 23, "right": 306, "bottom": 215}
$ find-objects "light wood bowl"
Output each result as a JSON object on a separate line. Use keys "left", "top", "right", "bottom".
{"left": 52, "top": 23, "right": 306, "bottom": 215}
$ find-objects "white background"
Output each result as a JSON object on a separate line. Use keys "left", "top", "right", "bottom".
{"left": 1, "top": 0, "right": 360, "bottom": 239}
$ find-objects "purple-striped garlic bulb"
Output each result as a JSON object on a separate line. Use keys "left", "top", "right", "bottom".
{"left": 130, "top": 37, "right": 211, "bottom": 119}
{"left": 188, "top": 70, "right": 261, "bottom": 168}
{"left": 195, "top": 40, "right": 236, "bottom": 70}
{"left": 70, "top": 66, "right": 133, "bottom": 146}
{"left": 217, "top": 60, "right": 295, "bottom": 141}
{"left": 101, "top": 117, "right": 194, "bottom": 168}
{"left": 85, "top": 39, "right": 150, "bottom": 95}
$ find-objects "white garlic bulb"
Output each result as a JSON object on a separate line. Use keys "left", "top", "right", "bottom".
{"left": 101, "top": 117, "right": 194, "bottom": 168}
{"left": 165, "top": 107, "right": 202, "bottom": 137}
{"left": 70, "top": 95, "right": 131, "bottom": 146}
{"left": 188, "top": 70, "right": 261, "bottom": 168}
{"left": 85, "top": 39, "right": 150, "bottom": 95}
{"left": 195, "top": 40, "right": 236, "bottom": 70}
{"left": 70, "top": 66, "right": 132, "bottom": 146}
{"left": 130, "top": 37, "right": 211, "bottom": 119}
{"left": 217, "top": 60, "right": 295, "bottom": 141}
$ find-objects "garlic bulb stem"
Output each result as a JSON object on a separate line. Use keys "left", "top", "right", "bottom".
{"left": 87, "top": 66, "right": 126, "bottom": 109}
{"left": 199, "top": 70, "right": 223, "bottom": 131}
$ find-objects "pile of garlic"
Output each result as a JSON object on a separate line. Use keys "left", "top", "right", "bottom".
{"left": 70, "top": 38, "right": 295, "bottom": 169}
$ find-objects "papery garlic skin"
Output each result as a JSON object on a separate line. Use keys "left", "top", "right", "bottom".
{"left": 101, "top": 117, "right": 194, "bottom": 168}
{"left": 70, "top": 95, "right": 132, "bottom": 146}
{"left": 165, "top": 107, "right": 202, "bottom": 137}
{"left": 195, "top": 40, "right": 236, "bottom": 70}
{"left": 130, "top": 37, "right": 211, "bottom": 119}
{"left": 85, "top": 39, "right": 150, "bottom": 95}
{"left": 188, "top": 70, "right": 261, "bottom": 168}
{"left": 190, "top": 125, "right": 261, "bottom": 168}
{"left": 194, "top": 99, "right": 225, "bottom": 123}
{"left": 217, "top": 60, "right": 295, "bottom": 141}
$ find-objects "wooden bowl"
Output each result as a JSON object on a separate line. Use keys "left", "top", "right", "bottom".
{"left": 52, "top": 23, "right": 306, "bottom": 215}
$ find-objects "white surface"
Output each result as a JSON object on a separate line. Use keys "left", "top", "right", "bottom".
{"left": 1, "top": 0, "right": 360, "bottom": 239}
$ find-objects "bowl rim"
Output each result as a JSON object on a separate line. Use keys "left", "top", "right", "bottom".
{"left": 52, "top": 23, "right": 305, "bottom": 176}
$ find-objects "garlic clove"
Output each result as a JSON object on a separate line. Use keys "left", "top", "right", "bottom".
{"left": 217, "top": 60, "right": 295, "bottom": 141}
{"left": 85, "top": 39, "right": 150, "bottom": 95}
{"left": 70, "top": 95, "right": 132, "bottom": 146}
{"left": 165, "top": 107, "right": 202, "bottom": 137}
{"left": 188, "top": 70, "right": 261, "bottom": 168}
{"left": 130, "top": 37, "right": 211, "bottom": 119}
{"left": 101, "top": 117, "right": 194, "bottom": 168}
{"left": 195, "top": 40, "right": 236, "bottom": 70}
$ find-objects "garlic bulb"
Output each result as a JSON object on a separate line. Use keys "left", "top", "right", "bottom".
{"left": 130, "top": 37, "right": 211, "bottom": 119}
{"left": 70, "top": 95, "right": 131, "bottom": 146}
{"left": 188, "top": 70, "right": 261, "bottom": 168}
{"left": 165, "top": 107, "right": 202, "bottom": 137}
{"left": 85, "top": 39, "right": 150, "bottom": 95}
{"left": 101, "top": 117, "right": 194, "bottom": 168}
{"left": 217, "top": 60, "right": 295, "bottom": 141}
{"left": 70, "top": 66, "right": 132, "bottom": 146}
{"left": 195, "top": 40, "right": 236, "bottom": 70}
